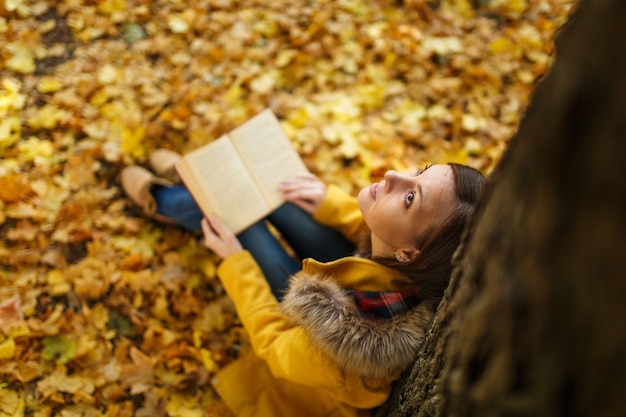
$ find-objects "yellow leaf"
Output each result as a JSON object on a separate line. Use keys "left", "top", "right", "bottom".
{"left": 224, "top": 80, "right": 243, "bottom": 105}
{"left": 36, "top": 76, "right": 63, "bottom": 93}
{"left": 486, "top": 0, "right": 528, "bottom": 16}
{"left": 275, "top": 49, "right": 298, "bottom": 68}
{"left": 0, "top": 118, "right": 22, "bottom": 149}
{"left": 464, "top": 137, "right": 484, "bottom": 156}
{"left": 0, "top": 337, "right": 16, "bottom": 359}
{"left": 355, "top": 84, "right": 386, "bottom": 109}
{"left": 442, "top": 0, "right": 475, "bottom": 18}
{"left": 253, "top": 19, "right": 278, "bottom": 37}
{"left": 461, "top": 114, "right": 487, "bottom": 133}
{"left": 0, "top": 388, "right": 24, "bottom": 416}
{"left": 17, "top": 137, "right": 54, "bottom": 163}
{"left": 4, "top": 0, "right": 31, "bottom": 17}
{"left": 121, "top": 125, "right": 146, "bottom": 159}
{"left": 199, "top": 258, "right": 216, "bottom": 279}
{"left": 97, "top": 64, "right": 120, "bottom": 85}
{"left": 199, "top": 349, "right": 219, "bottom": 373}
{"left": 46, "top": 269, "right": 71, "bottom": 296}
{"left": 98, "top": 0, "right": 126, "bottom": 14}
{"left": 250, "top": 70, "right": 279, "bottom": 94}
{"left": 151, "top": 293, "right": 174, "bottom": 321}
{"left": 165, "top": 393, "right": 204, "bottom": 417}
{"left": 5, "top": 43, "right": 35, "bottom": 74}
{"left": 192, "top": 330, "right": 203, "bottom": 349}
{"left": 110, "top": 227, "right": 160, "bottom": 258}
{"left": 26, "top": 105, "right": 67, "bottom": 130}
{"left": 168, "top": 15, "right": 189, "bottom": 34}
{"left": 489, "top": 37, "right": 519, "bottom": 57}
{"left": 422, "top": 36, "right": 463, "bottom": 55}
{"left": 36, "top": 365, "right": 95, "bottom": 397}
{"left": 8, "top": 325, "right": 30, "bottom": 339}
{"left": 338, "top": 0, "right": 369, "bottom": 15}
{"left": 122, "top": 270, "right": 159, "bottom": 292}
{"left": 0, "top": 79, "right": 26, "bottom": 113}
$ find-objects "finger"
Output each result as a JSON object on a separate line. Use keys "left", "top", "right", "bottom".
{"left": 201, "top": 218, "right": 221, "bottom": 248}
{"left": 279, "top": 173, "right": 319, "bottom": 188}
{"left": 207, "top": 215, "right": 226, "bottom": 235}
{"left": 208, "top": 215, "right": 238, "bottom": 242}
{"left": 282, "top": 189, "right": 310, "bottom": 202}
{"left": 201, "top": 217, "right": 217, "bottom": 237}
{"left": 284, "top": 196, "right": 316, "bottom": 214}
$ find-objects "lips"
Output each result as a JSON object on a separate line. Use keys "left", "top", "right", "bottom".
{"left": 370, "top": 182, "right": 378, "bottom": 200}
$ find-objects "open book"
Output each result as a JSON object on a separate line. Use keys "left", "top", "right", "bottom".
{"left": 174, "top": 109, "right": 309, "bottom": 234}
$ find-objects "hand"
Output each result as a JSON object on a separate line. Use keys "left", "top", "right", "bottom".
{"left": 279, "top": 173, "right": 327, "bottom": 214}
{"left": 201, "top": 216, "right": 243, "bottom": 259}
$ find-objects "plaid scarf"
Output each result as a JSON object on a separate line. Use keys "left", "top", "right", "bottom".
{"left": 351, "top": 287, "right": 424, "bottom": 320}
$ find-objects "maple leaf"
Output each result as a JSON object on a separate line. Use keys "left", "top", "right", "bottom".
{"left": 5, "top": 43, "right": 35, "bottom": 74}
{"left": 41, "top": 335, "right": 76, "bottom": 364}
{"left": 135, "top": 391, "right": 167, "bottom": 417}
{"left": 0, "top": 388, "right": 24, "bottom": 417}
{"left": 26, "top": 105, "right": 68, "bottom": 130}
{"left": 121, "top": 124, "right": 147, "bottom": 159}
{"left": 0, "top": 173, "right": 33, "bottom": 203}
{"left": 118, "top": 346, "right": 155, "bottom": 394}
{"left": 0, "top": 117, "right": 21, "bottom": 149}
{"left": 36, "top": 365, "right": 96, "bottom": 398}
{"left": 0, "top": 295, "right": 25, "bottom": 335}
{"left": 17, "top": 137, "right": 55, "bottom": 165}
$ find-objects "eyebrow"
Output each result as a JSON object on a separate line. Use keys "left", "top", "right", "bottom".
{"left": 417, "top": 183, "right": 423, "bottom": 206}
{"left": 415, "top": 165, "right": 432, "bottom": 209}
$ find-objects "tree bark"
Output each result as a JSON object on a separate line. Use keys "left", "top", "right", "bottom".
{"left": 377, "top": 0, "right": 626, "bottom": 415}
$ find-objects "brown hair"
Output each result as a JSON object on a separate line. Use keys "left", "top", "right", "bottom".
{"left": 363, "top": 163, "right": 485, "bottom": 303}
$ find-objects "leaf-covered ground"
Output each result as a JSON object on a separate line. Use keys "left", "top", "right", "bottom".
{"left": 1, "top": 0, "right": 575, "bottom": 415}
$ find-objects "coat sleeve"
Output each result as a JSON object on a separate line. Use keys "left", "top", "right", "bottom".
{"left": 313, "top": 184, "right": 368, "bottom": 244}
{"left": 216, "top": 250, "right": 351, "bottom": 390}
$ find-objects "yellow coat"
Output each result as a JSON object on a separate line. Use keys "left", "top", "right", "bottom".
{"left": 211, "top": 185, "right": 434, "bottom": 417}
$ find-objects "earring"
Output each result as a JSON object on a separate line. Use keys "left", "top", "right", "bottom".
{"left": 395, "top": 252, "right": 405, "bottom": 262}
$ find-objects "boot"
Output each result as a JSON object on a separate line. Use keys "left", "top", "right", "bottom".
{"left": 120, "top": 165, "right": 177, "bottom": 225}
{"left": 149, "top": 149, "right": 182, "bottom": 183}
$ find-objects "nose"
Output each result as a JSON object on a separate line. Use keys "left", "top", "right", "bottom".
{"left": 383, "top": 170, "right": 399, "bottom": 179}
{"left": 383, "top": 170, "right": 406, "bottom": 190}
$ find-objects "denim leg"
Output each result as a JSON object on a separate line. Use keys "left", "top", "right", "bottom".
{"left": 237, "top": 222, "right": 299, "bottom": 300}
{"left": 267, "top": 203, "right": 356, "bottom": 262}
{"left": 152, "top": 185, "right": 203, "bottom": 231}
{"left": 152, "top": 185, "right": 297, "bottom": 299}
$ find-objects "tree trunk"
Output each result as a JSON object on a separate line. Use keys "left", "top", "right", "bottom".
{"left": 377, "top": 0, "right": 626, "bottom": 415}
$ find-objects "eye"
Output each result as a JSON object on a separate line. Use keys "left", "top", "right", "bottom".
{"left": 405, "top": 191, "right": 416, "bottom": 208}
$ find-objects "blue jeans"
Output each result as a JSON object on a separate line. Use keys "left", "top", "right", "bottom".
{"left": 152, "top": 185, "right": 356, "bottom": 299}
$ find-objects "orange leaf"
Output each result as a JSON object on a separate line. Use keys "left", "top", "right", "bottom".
{"left": 0, "top": 174, "right": 33, "bottom": 203}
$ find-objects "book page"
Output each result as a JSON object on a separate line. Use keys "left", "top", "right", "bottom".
{"left": 229, "top": 109, "right": 309, "bottom": 210}
{"left": 175, "top": 135, "right": 270, "bottom": 234}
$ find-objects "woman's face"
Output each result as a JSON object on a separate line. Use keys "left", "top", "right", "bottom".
{"left": 357, "top": 164, "right": 456, "bottom": 259}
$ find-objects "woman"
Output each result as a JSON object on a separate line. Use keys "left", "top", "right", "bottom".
{"left": 121, "top": 150, "right": 485, "bottom": 417}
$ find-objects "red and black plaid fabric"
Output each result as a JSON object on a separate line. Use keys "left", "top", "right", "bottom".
{"left": 351, "top": 287, "right": 424, "bottom": 319}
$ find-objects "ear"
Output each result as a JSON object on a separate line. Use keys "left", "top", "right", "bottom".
{"left": 395, "top": 247, "right": 420, "bottom": 263}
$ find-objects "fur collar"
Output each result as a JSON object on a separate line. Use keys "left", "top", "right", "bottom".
{"left": 280, "top": 273, "right": 435, "bottom": 381}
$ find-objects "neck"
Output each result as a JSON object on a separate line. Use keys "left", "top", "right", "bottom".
{"left": 370, "top": 234, "right": 395, "bottom": 259}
